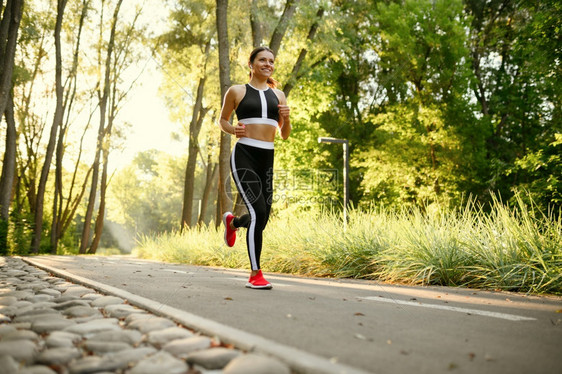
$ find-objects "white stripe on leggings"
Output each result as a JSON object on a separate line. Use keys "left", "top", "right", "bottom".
{"left": 230, "top": 144, "right": 258, "bottom": 270}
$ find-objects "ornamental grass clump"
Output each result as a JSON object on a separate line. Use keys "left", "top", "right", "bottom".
{"left": 461, "top": 195, "right": 562, "bottom": 294}
{"left": 263, "top": 208, "right": 386, "bottom": 278}
{"left": 134, "top": 195, "right": 562, "bottom": 295}
{"left": 373, "top": 204, "right": 477, "bottom": 287}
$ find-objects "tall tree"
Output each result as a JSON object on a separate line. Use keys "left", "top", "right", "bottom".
{"left": 216, "top": 0, "right": 232, "bottom": 222}
{"left": 282, "top": 6, "right": 324, "bottom": 98}
{"left": 250, "top": 0, "right": 262, "bottom": 47}
{"left": 80, "top": 0, "right": 124, "bottom": 254}
{"left": 50, "top": 0, "right": 90, "bottom": 252}
{"left": 0, "top": 0, "right": 24, "bottom": 253}
{"left": 156, "top": 0, "right": 219, "bottom": 229}
{"left": 181, "top": 41, "right": 211, "bottom": 229}
{"left": 0, "top": 0, "right": 23, "bottom": 116}
{"left": 0, "top": 94, "right": 17, "bottom": 253}
{"left": 268, "top": 0, "right": 298, "bottom": 56}
{"left": 197, "top": 137, "right": 218, "bottom": 226}
{"left": 465, "top": 0, "right": 562, "bottom": 210}
{"left": 30, "top": 0, "right": 67, "bottom": 253}
{"left": 88, "top": 0, "right": 144, "bottom": 254}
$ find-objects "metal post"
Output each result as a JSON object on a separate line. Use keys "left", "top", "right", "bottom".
{"left": 343, "top": 139, "right": 349, "bottom": 229}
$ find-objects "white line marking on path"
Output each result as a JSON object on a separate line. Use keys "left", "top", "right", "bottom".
{"left": 162, "top": 269, "right": 193, "bottom": 274}
{"left": 359, "top": 296, "right": 536, "bottom": 321}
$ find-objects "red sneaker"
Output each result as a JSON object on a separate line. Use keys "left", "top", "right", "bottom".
{"left": 246, "top": 270, "right": 272, "bottom": 289}
{"left": 222, "top": 212, "right": 237, "bottom": 247}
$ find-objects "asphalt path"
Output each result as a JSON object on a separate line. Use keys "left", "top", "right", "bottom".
{"left": 27, "top": 255, "right": 562, "bottom": 374}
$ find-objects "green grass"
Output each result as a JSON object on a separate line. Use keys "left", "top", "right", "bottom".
{"left": 134, "top": 197, "right": 562, "bottom": 295}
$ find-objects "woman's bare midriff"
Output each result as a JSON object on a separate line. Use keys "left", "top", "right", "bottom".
{"left": 239, "top": 123, "right": 277, "bottom": 142}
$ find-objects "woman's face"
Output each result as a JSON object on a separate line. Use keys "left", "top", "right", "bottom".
{"left": 250, "top": 50, "right": 275, "bottom": 77}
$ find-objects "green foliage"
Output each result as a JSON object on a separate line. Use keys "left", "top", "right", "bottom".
{"left": 0, "top": 218, "right": 8, "bottom": 256}
{"left": 507, "top": 134, "right": 562, "bottom": 210}
{"left": 6, "top": 209, "right": 34, "bottom": 256}
{"left": 107, "top": 150, "right": 185, "bottom": 237}
{"left": 374, "top": 0, "right": 469, "bottom": 103}
{"left": 463, "top": 0, "right": 562, "bottom": 213}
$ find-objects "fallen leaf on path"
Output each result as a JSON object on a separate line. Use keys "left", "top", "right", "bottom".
{"left": 354, "top": 333, "right": 366, "bottom": 340}
{"left": 224, "top": 297, "right": 233, "bottom": 301}
{"left": 354, "top": 312, "right": 365, "bottom": 316}
{"left": 468, "top": 353, "right": 476, "bottom": 361}
{"left": 210, "top": 340, "right": 221, "bottom": 348}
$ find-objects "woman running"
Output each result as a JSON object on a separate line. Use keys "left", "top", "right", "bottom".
{"left": 218, "top": 46, "right": 291, "bottom": 289}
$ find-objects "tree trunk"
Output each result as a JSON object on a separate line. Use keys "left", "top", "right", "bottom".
{"left": 0, "top": 93, "right": 16, "bottom": 254}
{"left": 181, "top": 43, "right": 210, "bottom": 230}
{"left": 51, "top": 0, "right": 89, "bottom": 253}
{"left": 0, "top": 2, "right": 23, "bottom": 248}
{"left": 0, "top": 0, "right": 23, "bottom": 115}
{"left": 80, "top": 0, "right": 123, "bottom": 254}
{"left": 89, "top": 0, "right": 143, "bottom": 254}
{"left": 31, "top": 0, "right": 66, "bottom": 254}
{"left": 0, "top": 0, "right": 10, "bottom": 60}
{"left": 58, "top": 111, "right": 94, "bottom": 243}
{"left": 216, "top": 0, "right": 233, "bottom": 222}
{"left": 198, "top": 158, "right": 218, "bottom": 227}
{"left": 250, "top": 0, "right": 262, "bottom": 47}
{"left": 182, "top": 132, "right": 199, "bottom": 229}
{"left": 88, "top": 145, "right": 109, "bottom": 254}
{"left": 0, "top": 88, "right": 16, "bottom": 217}
{"left": 283, "top": 7, "right": 324, "bottom": 98}
{"left": 269, "top": 0, "right": 299, "bottom": 56}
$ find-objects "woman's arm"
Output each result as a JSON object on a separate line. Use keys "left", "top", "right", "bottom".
{"left": 219, "top": 87, "right": 238, "bottom": 135}
{"left": 277, "top": 90, "right": 291, "bottom": 140}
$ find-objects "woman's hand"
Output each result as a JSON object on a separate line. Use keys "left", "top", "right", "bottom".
{"left": 234, "top": 124, "right": 246, "bottom": 138}
{"left": 278, "top": 104, "right": 290, "bottom": 122}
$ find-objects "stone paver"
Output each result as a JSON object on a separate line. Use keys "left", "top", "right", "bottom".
{"left": 223, "top": 353, "right": 292, "bottom": 374}
{"left": 162, "top": 335, "right": 212, "bottom": 358}
{"left": 0, "top": 257, "right": 293, "bottom": 373}
{"left": 146, "top": 326, "right": 193, "bottom": 347}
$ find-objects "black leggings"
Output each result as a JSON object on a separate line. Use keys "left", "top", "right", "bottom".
{"left": 230, "top": 139, "right": 274, "bottom": 270}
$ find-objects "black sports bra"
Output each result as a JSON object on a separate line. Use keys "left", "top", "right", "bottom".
{"left": 235, "top": 84, "right": 279, "bottom": 127}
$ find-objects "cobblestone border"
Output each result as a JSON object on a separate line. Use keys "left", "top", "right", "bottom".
{"left": 19, "top": 256, "right": 370, "bottom": 374}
